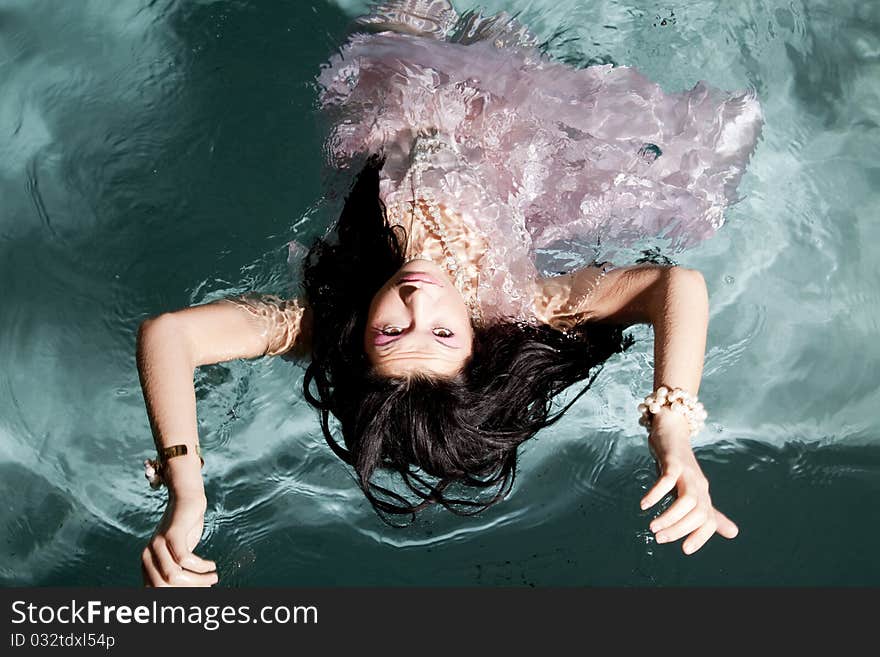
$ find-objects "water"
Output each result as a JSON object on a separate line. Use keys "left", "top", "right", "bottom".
{"left": 1, "top": 0, "right": 878, "bottom": 586}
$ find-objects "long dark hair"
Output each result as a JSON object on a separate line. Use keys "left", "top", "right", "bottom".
{"left": 302, "top": 153, "right": 634, "bottom": 523}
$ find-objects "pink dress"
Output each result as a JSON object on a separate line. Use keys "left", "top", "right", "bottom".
{"left": 316, "top": 0, "right": 763, "bottom": 319}
{"left": 227, "top": 0, "right": 763, "bottom": 356}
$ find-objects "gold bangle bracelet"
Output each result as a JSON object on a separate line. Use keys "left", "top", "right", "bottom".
{"left": 157, "top": 443, "right": 204, "bottom": 467}
{"left": 144, "top": 442, "right": 203, "bottom": 489}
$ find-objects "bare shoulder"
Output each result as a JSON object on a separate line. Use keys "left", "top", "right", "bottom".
{"left": 145, "top": 293, "right": 311, "bottom": 365}
{"left": 534, "top": 262, "right": 697, "bottom": 328}
{"left": 219, "top": 293, "right": 312, "bottom": 360}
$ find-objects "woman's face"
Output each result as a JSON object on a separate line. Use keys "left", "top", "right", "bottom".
{"left": 364, "top": 259, "right": 474, "bottom": 378}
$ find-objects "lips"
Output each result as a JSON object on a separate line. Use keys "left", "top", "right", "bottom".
{"left": 397, "top": 272, "right": 440, "bottom": 286}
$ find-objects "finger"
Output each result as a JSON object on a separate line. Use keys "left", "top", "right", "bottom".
{"left": 682, "top": 520, "right": 716, "bottom": 555}
{"left": 655, "top": 507, "right": 710, "bottom": 544}
{"left": 640, "top": 471, "right": 678, "bottom": 510}
{"left": 173, "top": 569, "right": 219, "bottom": 587}
{"left": 150, "top": 540, "right": 218, "bottom": 586}
{"left": 150, "top": 537, "right": 184, "bottom": 582}
{"left": 649, "top": 494, "right": 697, "bottom": 533}
{"left": 714, "top": 510, "right": 739, "bottom": 539}
{"left": 167, "top": 534, "right": 216, "bottom": 574}
{"left": 179, "top": 552, "right": 217, "bottom": 574}
{"left": 151, "top": 540, "right": 218, "bottom": 587}
{"left": 142, "top": 548, "right": 169, "bottom": 588}
{"left": 141, "top": 556, "right": 153, "bottom": 588}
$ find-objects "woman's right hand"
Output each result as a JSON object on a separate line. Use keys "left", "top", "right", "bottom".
{"left": 141, "top": 491, "right": 218, "bottom": 587}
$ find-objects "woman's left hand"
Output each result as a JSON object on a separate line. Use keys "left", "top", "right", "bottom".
{"left": 639, "top": 410, "right": 739, "bottom": 555}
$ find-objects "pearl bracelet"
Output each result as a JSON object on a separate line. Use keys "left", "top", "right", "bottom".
{"left": 637, "top": 386, "right": 707, "bottom": 437}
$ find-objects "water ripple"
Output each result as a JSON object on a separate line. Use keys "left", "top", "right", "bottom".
{"left": 1, "top": 0, "right": 879, "bottom": 585}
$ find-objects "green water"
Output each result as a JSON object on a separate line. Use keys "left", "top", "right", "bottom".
{"left": 1, "top": 0, "right": 877, "bottom": 586}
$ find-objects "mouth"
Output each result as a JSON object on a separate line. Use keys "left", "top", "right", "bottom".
{"left": 396, "top": 272, "right": 440, "bottom": 286}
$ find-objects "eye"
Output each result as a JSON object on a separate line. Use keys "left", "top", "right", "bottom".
{"left": 433, "top": 328, "right": 454, "bottom": 338}
{"left": 380, "top": 326, "right": 404, "bottom": 336}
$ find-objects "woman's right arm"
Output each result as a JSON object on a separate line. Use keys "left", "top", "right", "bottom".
{"left": 136, "top": 294, "right": 310, "bottom": 587}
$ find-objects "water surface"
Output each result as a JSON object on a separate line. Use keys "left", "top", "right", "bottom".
{"left": 1, "top": 0, "right": 877, "bottom": 586}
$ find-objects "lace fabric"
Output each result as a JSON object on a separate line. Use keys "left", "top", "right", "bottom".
{"left": 221, "top": 293, "right": 307, "bottom": 358}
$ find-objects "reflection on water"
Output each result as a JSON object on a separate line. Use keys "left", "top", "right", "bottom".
{"left": 1, "top": 0, "right": 878, "bottom": 586}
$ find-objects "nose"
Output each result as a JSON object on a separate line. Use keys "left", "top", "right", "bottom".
{"left": 398, "top": 283, "right": 432, "bottom": 321}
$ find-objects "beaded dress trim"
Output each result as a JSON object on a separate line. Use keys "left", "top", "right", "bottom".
{"left": 385, "top": 132, "right": 485, "bottom": 323}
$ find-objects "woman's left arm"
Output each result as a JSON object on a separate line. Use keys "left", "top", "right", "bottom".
{"left": 542, "top": 264, "right": 738, "bottom": 554}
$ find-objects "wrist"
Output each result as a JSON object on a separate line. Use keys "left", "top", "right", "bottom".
{"left": 169, "top": 485, "right": 207, "bottom": 509}
{"left": 163, "top": 453, "right": 206, "bottom": 499}
{"left": 650, "top": 406, "right": 690, "bottom": 432}
{"left": 647, "top": 409, "right": 695, "bottom": 457}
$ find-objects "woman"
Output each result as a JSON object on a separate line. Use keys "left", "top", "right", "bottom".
{"left": 137, "top": 0, "right": 762, "bottom": 586}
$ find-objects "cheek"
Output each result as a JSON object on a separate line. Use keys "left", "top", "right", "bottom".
{"left": 363, "top": 341, "right": 379, "bottom": 363}
{"left": 366, "top": 286, "right": 392, "bottom": 322}
{"left": 441, "top": 295, "right": 471, "bottom": 326}
{"left": 364, "top": 290, "right": 387, "bottom": 352}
